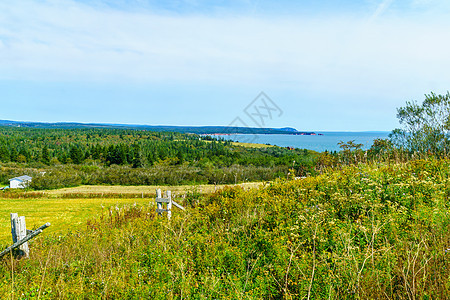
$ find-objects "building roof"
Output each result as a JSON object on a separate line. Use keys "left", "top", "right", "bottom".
{"left": 9, "top": 175, "right": 32, "bottom": 182}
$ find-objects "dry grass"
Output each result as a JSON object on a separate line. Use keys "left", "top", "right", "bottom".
{"left": 45, "top": 182, "right": 262, "bottom": 196}
{"left": 204, "top": 140, "right": 275, "bottom": 148}
{"left": 231, "top": 142, "right": 275, "bottom": 148}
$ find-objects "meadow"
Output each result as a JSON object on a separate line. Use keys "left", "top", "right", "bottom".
{"left": 0, "top": 183, "right": 261, "bottom": 244}
{"left": 0, "top": 197, "right": 149, "bottom": 244}
{"left": 0, "top": 158, "right": 449, "bottom": 298}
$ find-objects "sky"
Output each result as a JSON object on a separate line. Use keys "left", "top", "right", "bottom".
{"left": 1, "top": 0, "right": 450, "bottom": 131}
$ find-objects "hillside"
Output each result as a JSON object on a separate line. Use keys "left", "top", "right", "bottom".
{"left": 0, "top": 119, "right": 315, "bottom": 135}
{"left": 1, "top": 158, "right": 448, "bottom": 298}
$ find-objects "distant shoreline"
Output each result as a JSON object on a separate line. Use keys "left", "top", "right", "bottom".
{"left": 216, "top": 132, "right": 391, "bottom": 152}
{"left": 203, "top": 132, "right": 323, "bottom": 136}
{"left": 0, "top": 119, "right": 319, "bottom": 135}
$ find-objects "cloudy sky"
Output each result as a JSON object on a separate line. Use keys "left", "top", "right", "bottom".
{"left": 1, "top": 0, "right": 449, "bottom": 131}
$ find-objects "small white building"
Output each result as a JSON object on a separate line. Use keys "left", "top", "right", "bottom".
{"left": 9, "top": 175, "right": 32, "bottom": 189}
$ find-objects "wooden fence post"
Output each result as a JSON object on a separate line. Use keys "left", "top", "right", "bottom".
{"left": 167, "top": 191, "right": 172, "bottom": 220}
{"left": 1, "top": 215, "right": 50, "bottom": 259}
{"left": 10, "top": 213, "right": 30, "bottom": 258}
{"left": 155, "top": 189, "right": 185, "bottom": 220}
{"left": 156, "top": 189, "right": 163, "bottom": 215}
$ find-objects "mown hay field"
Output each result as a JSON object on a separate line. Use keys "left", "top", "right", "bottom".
{"left": 231, "top": 142, "right": 276, "bottom": 148}
{"left": 44, "top": 182, "right": 262, "bottom": 196}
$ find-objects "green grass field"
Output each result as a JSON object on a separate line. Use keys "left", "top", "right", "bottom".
{"left": 0, "top": 182, "right": 262, "bottom": 244}
{"left": 0, "top": 197, "right": 151, "bottom": 244}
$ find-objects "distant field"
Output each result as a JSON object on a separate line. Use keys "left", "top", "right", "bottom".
{"left": 231, "top": 141, "right": 275, "bottom": 148}
{"left": 45, "top": 182, "right": 262, "bottom": 196}
{"left": 0, "top": 182, "right": 263, "bottom": 243}
{"left": 204, "top": 140, "right": 275, "bottom": 148}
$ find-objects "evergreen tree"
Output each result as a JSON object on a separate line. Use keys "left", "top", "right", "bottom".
{"left": 42, "top": 145, "right": 50, "bottom": 165}
{"left": 10, "top": 148, "right": 18, "bottom": 162}
{"left": 176, "top": 149, "right": 185, "bottom": 164}
{"left": 0, "top": 146, "right": 10, "bottom": 162}
{"left": 70, "top": 146, "right": 84, "bottom": 164}
{"left": 131, "top": 144, "right": 143, "bottom": 168}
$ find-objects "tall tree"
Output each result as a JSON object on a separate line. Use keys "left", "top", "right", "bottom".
{"left": 70, "top": 145, "right": 84, "bottom": 164}
{"left": 0, "top": 146, "right": 10, "bottom": 162}
{"left": 42, "top": 145, "right": 50, "bottom": 165}
{"left": 390, "top": 92, "right": 450, "bottom": 155}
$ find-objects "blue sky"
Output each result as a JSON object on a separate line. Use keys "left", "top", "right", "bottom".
{"left": 1, "top": 0, "right": 450, "bottom": 131}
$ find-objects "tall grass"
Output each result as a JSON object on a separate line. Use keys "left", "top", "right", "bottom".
{"left": 1, "top": 158, "right": 449, "bottom": 298}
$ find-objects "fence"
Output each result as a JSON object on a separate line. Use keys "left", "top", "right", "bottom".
{"left": 0, "top": 214, "right": 50, "bottom": 259}
{"left": 155, "top": 189, "right": 185, "bottom": 219}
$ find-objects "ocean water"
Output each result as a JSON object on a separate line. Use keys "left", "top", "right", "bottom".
{"left": 219, "top": 132, "right": 391, "bottom": 152}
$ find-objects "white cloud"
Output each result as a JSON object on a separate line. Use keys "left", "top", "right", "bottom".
{"left": 0, "top": 0, "right": 449, "bottom": 102}
{"left": 369, "top": 0, "right": 395, "bottom": 22}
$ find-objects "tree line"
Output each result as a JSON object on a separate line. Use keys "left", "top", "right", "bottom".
{"left": 0, "top": 128, "right": 318, "bottom": 188}
{"left": 0, "top": 128, "right": 314, "bottom": 168}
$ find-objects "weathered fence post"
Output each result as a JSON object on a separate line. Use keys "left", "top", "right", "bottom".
{"left": 166, "top": 191, "right": 172, "bottom": 220}
{"left": 155, "top": 189, "right": 185, "bottom": 220}
{"left": 0, "top": 214, "right": 51, "bottom": 259}
{"left": 156, "top": 189, "right": 163, "bottom": 214}
{"left": 11, "top": 213, "right": 29, "bottom": 258}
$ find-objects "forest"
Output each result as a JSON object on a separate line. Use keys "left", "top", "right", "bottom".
{"left": 0, "top": 127, "right": 319, "bottom": 189}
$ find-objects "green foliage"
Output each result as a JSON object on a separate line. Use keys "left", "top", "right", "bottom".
{"left": 30, "top": 169, "right": 82, "bottom": 190}
{"left": 0, "top": 127, "right": 318, "bottom": 188}
{"left": 1, "top": 158, "right": 449, "bottom": 298}
{"left": 41, "top": 145, "right": 50, "bottom": 165}
{"left": 69, "top": 145, "right": 84, "bottom": 164}
{"left": 24, "top": 164, "right": 288, "bottom": 189}
{"left": 390, "top": 91, "right": 450, "bottom": 155}
{"left": 338, "top": 140, "right": 364, "bottom": 164}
